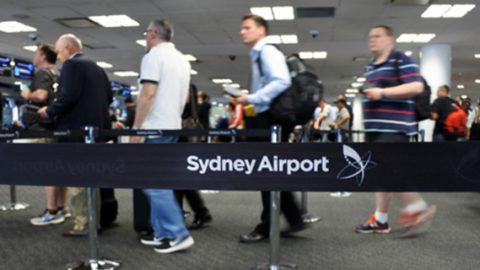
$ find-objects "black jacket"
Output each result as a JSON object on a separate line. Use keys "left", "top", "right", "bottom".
{"left": 47, "top": 53, "right": 112, "bottom": 130}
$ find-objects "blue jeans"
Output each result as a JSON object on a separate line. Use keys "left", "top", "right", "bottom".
{"left": 143, "top": 136, "right": 189, "bottom": 240}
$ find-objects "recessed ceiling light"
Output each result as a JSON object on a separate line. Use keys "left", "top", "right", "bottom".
{"left": 457, "top": 85, "right": 465, "bottom": 89}
{"left": 96, "top": 61, "right": 113, "bottom": 68}
{"left": 299, "top": 52, "right": 313, "bottom": 59}
{"left": 23, "top": 45, "right": 37, "bottom": 52}
{"left": 130, "top": 86, "right": 137, "bottom": 90}
{"left": 345, "top": 93, "right": 356, "bottom": 98}
{"left": 272, "top": 6, "right": 295, "bottom": 20}
{"left": 475, "top": 54, "right": 480, "bottom": 59}
{"left": 475, "top": 79, "right": 480, "bottom": 84}
{"left": 184, "top": 54, "right": 197, "bottom": 62}
{"left": 136, "top": 39, "right": 146, "bottom": 47}
{"left": 443, "top": 4, "right": 475, "bottom": 18}
{"left": 356, "top": 77, "right": 366, "bottom": 83}
{"left": 250, "top": 7, "right": 274, "bottom": 20}
{"left": 266, "top": 35, "right": 282, "bottom": 44}
{"left": 313, "top": 51, "right": 327, "bottom": 59}
{"left": 421, "top": 5, "right": 452, "bottom": 18}
{"left": 190, "top": 69, "right": 198, "bottom": 75}
{"left": 346, "top": 89, "right": 359, "bottom": 93}
{"left": 0, "top": 21, "right": 37, "bottom": 33}
{"left": 280, "top": 34, "right": 298, "bottom": 44}
{"left": 414, "top": 34, "right": 436, "bottom": 43}
{"left": 397, "top": 33, "right": 435, "bottom": 43}
{"left": 404, "top": 51, "right": 413, "bottom": 56}
{"left": 211, "top": 78, "right": 233, "bottom": 84}
{"left": 223, "top": 83, "right": 240, "bottom": 88}
{"left": 89, "top": 14, "right": 139, "bottom": 28}
{"left": 114, "top": 71, "right": 139, "bottom": 77}
{"left": 351, "top": 82, "right": 363, "bottom": 88}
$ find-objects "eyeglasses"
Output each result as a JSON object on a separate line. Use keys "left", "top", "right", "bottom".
{"left": 144, "top": 29, "right": 157, "bottom": 36}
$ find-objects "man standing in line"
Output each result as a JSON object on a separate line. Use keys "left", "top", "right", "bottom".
{"left": 431, "top": 85, "right": 456, "bottom": 141}
{"left": 312, "top": 98, "right": 334, "bottom": 142}
{"left": 24, "top": 43, "right": 69, "bottom": 226}
{"left": 234, "top": 14, "right": 308, "bottom": 243}
{"left": 132, "top": 19, "right": 194, "bottom": 254}
{"left": 355, "top": 25, "right": 436, "bottom": 236}
{"left": 38, "top": 34, "right": 112, "bottom": 236}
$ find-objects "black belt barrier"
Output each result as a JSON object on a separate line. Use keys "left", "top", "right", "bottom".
{"left": 1, "top": 139, "right": 479, "bottom": 191}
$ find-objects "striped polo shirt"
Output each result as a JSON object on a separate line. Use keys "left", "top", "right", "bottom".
{"left": 363, "top": 50, "right": 422, "bottom": 135}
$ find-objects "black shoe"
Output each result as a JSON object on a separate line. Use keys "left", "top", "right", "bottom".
{"left": 281, "top": 221, "right": 310, "bottom": 237}
{"left": 239, "top": 231, "right": 267, "bottom": 243}
{"left": 188, "top": 214, "right": 213, "bottom": 230}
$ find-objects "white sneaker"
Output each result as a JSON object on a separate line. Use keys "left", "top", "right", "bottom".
{"left": 140, "top": 235, "right": 164, "bottom": 246}
{"left": 30, "top": 210, "right": 65, "bottom": 226}
{"left": 154, "top": 235, "right": 194, "bottom": 254}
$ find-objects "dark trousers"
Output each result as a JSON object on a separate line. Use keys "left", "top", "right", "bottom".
{"left": 175, "top": 190, "right": 209, "bottom": 218}
{"left": 248, "top": 111, "right": 303, "bottom": 235}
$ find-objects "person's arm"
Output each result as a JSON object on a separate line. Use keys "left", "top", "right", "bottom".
{"left": 27, "top": 89, "right": 49, "bottom": 103}
{"left": 246, "top": 46, "right": 291, "bottom": 105}
{"left": 228, "top": 104, "right": 243, "bottom": 128}
{"left": 364, "top": 81, "right": 423, "bottom": 101}
{"left": 133, "top": 83, "right": 157, "bottom": 129}
{"left": 337, "top": 111, "right": 351, "bottom": 128}
{"left": 45, "top": 61, "right": 82, "bottom": 118}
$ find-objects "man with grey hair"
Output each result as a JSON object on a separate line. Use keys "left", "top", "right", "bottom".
{"left": 38, "top": 33, "right": 112, "bottom": 236}
{"left": 132, "top": 19, "right": 194, "bottom": 254}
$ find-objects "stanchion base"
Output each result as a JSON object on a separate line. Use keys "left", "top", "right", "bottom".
{"left": 329, "top": 192, "right": 351, "bottom": 198}
{"left": 253, "top": 263, "right": 298, "bottom": 270}
{"left": 302, "top": 214, "right": 322, "bottom": 224}
{"left": 66, "top": 259, "right": 120, "bottom": 270}
{"left": 0, "top": 202, "right": 30, "bottom": 211}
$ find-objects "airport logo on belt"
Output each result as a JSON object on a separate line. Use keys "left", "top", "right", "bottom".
{"left": 186, "top": 155, "right": 329, "bottom": 175}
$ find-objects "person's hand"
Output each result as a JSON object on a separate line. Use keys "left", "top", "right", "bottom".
{"left": 20, "top": 89, "right": 30, "bottom": 99}
{"left": 235, "top": 93, "right": 249, "bottom": 105}
{"left": 114, "top": 121, "right": 126, "bottom": 129}
{"left": 37, "top": 106, "right": 49, "bottom": 118}
{"left": 363, "top": 88, "right": 384, "bottom": 100}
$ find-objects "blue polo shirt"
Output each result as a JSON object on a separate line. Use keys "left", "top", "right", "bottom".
{"left": 363, "top": 50, "right": 422, "bottom": 135}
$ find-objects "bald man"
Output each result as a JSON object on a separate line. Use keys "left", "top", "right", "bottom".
{"left": 38, "top": 34, "right": 113, "bottom": 236}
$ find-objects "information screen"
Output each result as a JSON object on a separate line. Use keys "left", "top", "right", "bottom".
{"left": 12, "top": 59, "right": 35, "bottom": 80}
{"left": 111, "top": 81, "right": 131, "bottom": 96}
{"left": 0, "top": 55, "right": 12, "bottom": 77}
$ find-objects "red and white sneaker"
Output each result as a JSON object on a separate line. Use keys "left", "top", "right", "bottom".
{"left": 355, "top": 214, "right": 391, "bottom": 234}
{"left": 396, "top": 205, "right": 437, "bottom": 237}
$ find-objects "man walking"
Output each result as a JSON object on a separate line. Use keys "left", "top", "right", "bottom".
{"left": 234, "top": 14, "right": 308, "bottom": 243}
{"left": 355, "top": 25, "right": 436, "bottom": 236}
{"left": 132, "top": 19, "right": 194, "bottom": 254}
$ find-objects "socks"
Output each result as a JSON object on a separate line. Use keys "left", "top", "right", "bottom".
{"left": 374, "top": 211, "right": 388, "bottom": 224}
{"left": 402, "top": 200, "right": 428, "bottom": 213}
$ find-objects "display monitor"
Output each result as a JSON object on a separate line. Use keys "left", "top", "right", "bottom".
{"left": 111, "top": 81, "right": 131, "bottom": 96}
{"left": 0, "top": 55, "right": 12, "bottom": 77}
{"left": 12, "top": 59, "right": 35, "bottom": 80}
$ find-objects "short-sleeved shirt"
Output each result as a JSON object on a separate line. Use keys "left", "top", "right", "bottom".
{"left": 336, "top": 107, "right": 350, "bottom": 130}
{"left": 431, "top": 96, "right": 456, "bottom": 134}
{"left": 139, "top": 42, "right": 191, "bottom": 129}
{"left": 318, "top": 104, "right": 334, "bottom": 131}
{"left": 363, "top": 50, "right": 421, "bottom": 135}
{"left": 28, "top": 67, "right": 59, "bottom": 107}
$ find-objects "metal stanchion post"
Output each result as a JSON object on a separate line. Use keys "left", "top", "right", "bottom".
{"left": 1, "top": 139, "right": 30, "bottom": 211}
{"left": 330, "top": 129, "right": 351, "bottom": 198}
{"left": 255, "top": 125, "right": 297, "bottom": 270}
{"left": 297, "top": 126, "right": 321, "bottom": 224}
{"left": 66, "top": 126, "right": 120, "bottom": 270}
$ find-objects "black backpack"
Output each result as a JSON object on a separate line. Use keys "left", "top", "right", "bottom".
{"left": 257, "top": 45, "right": 323, "bottom": 126}
{"left": 393, "top": 51, "right": 431, "bottom": 121}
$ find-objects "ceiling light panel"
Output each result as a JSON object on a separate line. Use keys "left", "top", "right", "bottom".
{"left": 421, "top": 5, "right": 452, "bottom": 18}
{"left": 313, "top": 51, "right": 327, "bottom": 59}
{"left": 266, "top": 35, "right": 282, "bottom": 44}
{"left": 211, "top": 78, "right": 232, "bottom": 84}
{"left": 396, "top": 33, "right": 417, "bottom": 43}
{"left": 96, "top": 61, "right": 113, "bottom": 68}
{"left": 114, "top": 71, "right": 139, "bottom": 77}
{"left": 272, "top": 6, "right": 295, "bottom": 20}
{"left": 443, "top": 4, "right": 475, "bottom": 18}
{"left": 397, "top": 33, "right": 435, "bottom": 43}
{"left": 475, "top": 79, "right": 480, "bottom": 84}
{"left": 413, "top": 33, "right": 436, "bottom": 43}
{"left": 475, "top": 54, "right": 480, "bottom": 59}
{"left": 23, "top": 45, "right": 37, "bottom": 52}
{"left": 0, "top": 21, "right": 37, "bottom": 33}
{"left": 89, "top": 14, "right": 139, "bottom": 28}
{"left": 184, "top": 54, "right": 197, "bottom": 61}
{"left": 299, "top": 52, "right": 313, "bottom": 59}
{"left": 190, "top": 69, "right": 198, "bottom": 75}
{"left": 250, "top": 7, "right": 274, "bottom": 20}
{"left": 136, "top": 39, "right": 146, "bottom": 47}
{"left": 280, "top": 35, "right": 298, "bottom": 44}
